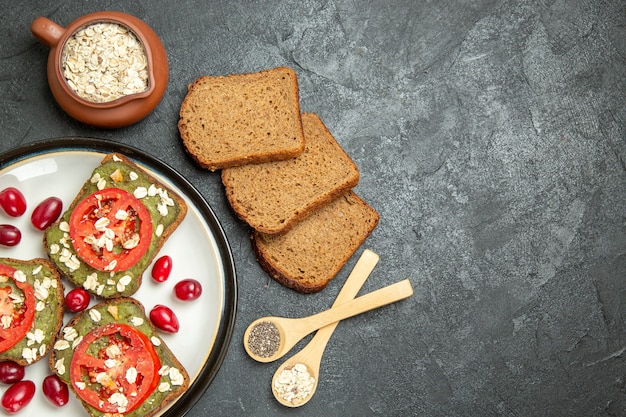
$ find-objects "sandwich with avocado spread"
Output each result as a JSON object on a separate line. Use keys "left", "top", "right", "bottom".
{"left": 0, "top": 257, "right": 64, "bottom": 366}
{"left": 50, "top": 297, "right": 189, "bottom": 417}
{"left": 44, "top": 153, "right": 187, "bottom": 298}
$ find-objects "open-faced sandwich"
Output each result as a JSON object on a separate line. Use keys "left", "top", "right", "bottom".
{"left": 0, "top": 257, "right": 64, "bottom": 365}
{"left": 44, "top": 153, "right": 187, "bottom": 298}
{"left": 50, "top": 297, "right": 189, "bottom": 417}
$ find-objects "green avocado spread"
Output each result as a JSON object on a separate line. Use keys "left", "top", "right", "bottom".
{"left": 44, "top": 154, "right": 186, "bottom": 298}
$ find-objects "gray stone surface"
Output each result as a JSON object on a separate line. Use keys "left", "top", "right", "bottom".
{"left": 1, "top": 0, "right": 625, "bottom": 415}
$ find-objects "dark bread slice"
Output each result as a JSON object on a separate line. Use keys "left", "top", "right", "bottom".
{"left": 0, "top": 257, "right": 64, "bottom": 366}
{"left": 178, "top": 66, "right": 305, "bottom": 171}
{"left": 222, "top": 112, "right": 360, "bottom": 234}
{"left": 49, "top": 297, "right": 189, "bottom": 417}
{"left": 251, "top": 191, "right": 379, "bottom": 293}
{"left": 44, "top": 153, "right": 187, "bottom": 298}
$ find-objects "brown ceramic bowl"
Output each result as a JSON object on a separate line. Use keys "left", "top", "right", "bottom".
{"left": 31, "top": 11, "right": 168, "bottom": 128}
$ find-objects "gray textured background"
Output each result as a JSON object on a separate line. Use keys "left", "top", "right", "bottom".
{"left": 1, "top": 1, "right": 626, "bottom": 416}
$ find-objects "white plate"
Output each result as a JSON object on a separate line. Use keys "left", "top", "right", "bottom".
{"left": 0, "top": 138, "right": 237, "bottom": 416}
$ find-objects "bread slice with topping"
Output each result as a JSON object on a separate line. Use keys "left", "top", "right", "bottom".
{"left": 251, "top": 191, "right": 379, "bottom": 293}
{"left": 222, "top": 112, "right": 360, "bottom": 234}
{"left": 178, "top": 66, "right": 305, "bottom": 171}
{"left": 0, "top": 257, "right": 64, "bottom": 366}
{"left": 50, "top": 297, "right": 189, "bottom": 417}
{"left": 44, "top": 153, "right": 187, "bottom": 298}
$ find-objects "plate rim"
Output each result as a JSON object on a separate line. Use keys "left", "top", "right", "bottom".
{"left": 0, "top": 137, "right": 238, "bottom": 417}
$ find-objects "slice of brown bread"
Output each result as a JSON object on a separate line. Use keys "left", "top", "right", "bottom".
{"left": 178, "top": 66, "right": 305, "bottom": 171}
{"left": 251, "top": 191, "right": 379, "bottom": 293}
{"left": 222, "top": 112, "right": 360, "bottom": 234}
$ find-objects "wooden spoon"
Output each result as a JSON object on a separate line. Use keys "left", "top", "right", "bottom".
{"left": 271, "top": 249, "right": 379, "bottom": 407}
{"left": 243, "top": 278, "right": 413, "bottom": 364}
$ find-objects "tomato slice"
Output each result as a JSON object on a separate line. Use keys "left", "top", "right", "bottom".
{"left": 69, "top": 188, "right": 153, "bottom": 272}
{"left": 69, "top": 323, "right": 161, "bottom": 414}
{"left": 0, "top": 264, "right": 36, "bottom": 353}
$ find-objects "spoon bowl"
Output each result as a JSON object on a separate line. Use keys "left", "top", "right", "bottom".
{"left": 272, "top": 360, "right": 318, "bottom": 407}
{"left": 244, "top": 278, "right": 414, "bottom": 363}
{"left": 271, "top": 249, "right": 379, "bottom": 407}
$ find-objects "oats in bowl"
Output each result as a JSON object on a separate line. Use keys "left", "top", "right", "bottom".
{"left": 61, "top": 22, "right": 149, "bottom": 103}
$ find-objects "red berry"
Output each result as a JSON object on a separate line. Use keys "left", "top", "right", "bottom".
{"left": 42, "top": 374, "right": 69, "bottom": 407}
{"left": 174, "top": 279, "right": 202, "bottom": 301}
{"left": 149, "top": 304, "right": 179, "bottom": 333}
{"left": 0, "top": 225, "right": 21, "bottom": 246}
{"left": 65, "top": 288, "right": 90, "bottom": 312}
{"left": 151, "top": 255, "right": 172, "bottom": 283}
{"left": 0, "top": 187, "right": 26, "bottom": 217}
{"left": 31, "top": 196, "right": 63, "bottom": 230}
{"left": 0, "top": 361, "right": 24, "bottom": 385}
{"left": 1, "top": 380, "right": 35, "bottom": 413}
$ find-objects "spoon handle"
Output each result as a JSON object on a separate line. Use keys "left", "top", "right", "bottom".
{"left": 296, "top": 249, "right": 379, "bottom": 358}
{"left": 332, "top": 249, "right": 380, "bottom": 307}
{"left": 294, "top": 278, "right": 413, "bottom": 341}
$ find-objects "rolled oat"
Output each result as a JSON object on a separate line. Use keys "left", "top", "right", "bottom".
{"left": 273, "top": 362, "right": 316, "bottom": 405}
{"left": 61, "top": 22, "right": 149, "bottom": 103}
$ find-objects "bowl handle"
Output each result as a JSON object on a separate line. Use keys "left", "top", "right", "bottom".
{"left": 31, "top": 17, "right": 65, "bottom": 48}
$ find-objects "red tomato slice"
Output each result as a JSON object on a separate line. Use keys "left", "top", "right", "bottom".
{"left": 69, "top": 323, "right": 161, "bottom": 414}
{"left": 0, "top": 264, "right": 36, "bottom": 353}
{"left": 69, "top": 188, "right": 153, "bottom": 272}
